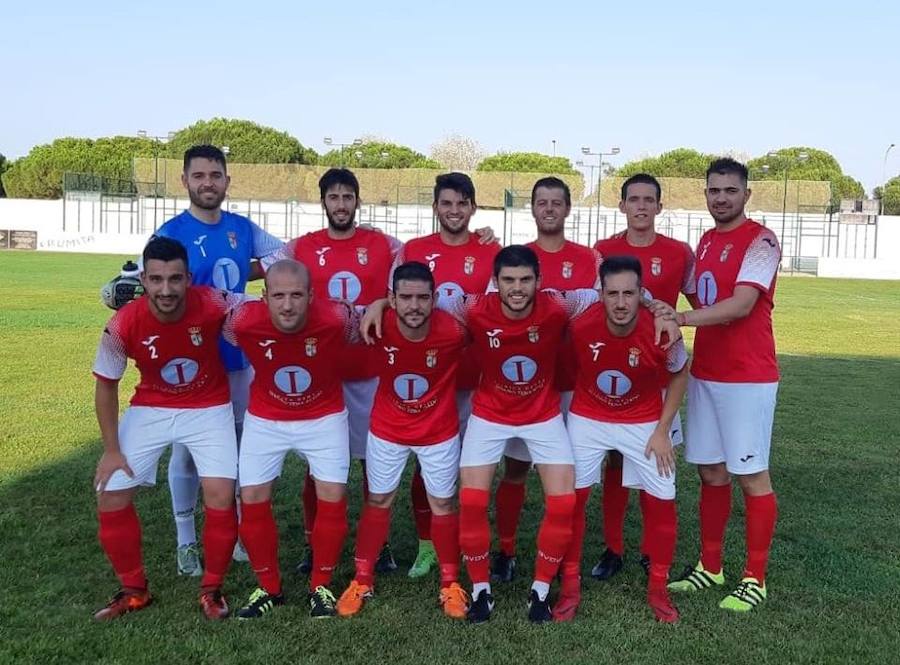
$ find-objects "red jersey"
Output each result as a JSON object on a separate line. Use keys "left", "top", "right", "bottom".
{"left": 570, "top": 307, "right": 688, "bottom": 423}
{"left": 527, "top": 240, "right": 603, "bottom": 392}
{"left": 224, "top": 299, "right": 358, "bottom": 421}
{"left": 595, "top": 232, "right": 696, "bottom": 307}
{"left": 281, "top": 227, "right": 401, "bottom": 381}
{"left": 396, "top": 232, "right": 500, "bottom": 390}
{"left": 445, "top": 289, "right": 598, "bottom": 426}
{"left": 691, "top": 219, "right": 780, "bottom": 383}
{"left": 93, "top": 286, "right": 232, "bottom": 408}
{"left": 369, "top": 309, "right": 468, "bottom": 445}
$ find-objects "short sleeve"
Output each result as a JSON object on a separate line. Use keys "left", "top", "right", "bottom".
{"left": 250, "top": 221, "right": 285, "bottom": 269}
{"left": 93, "top": 315, "right": 129, "bottom": 381}
{"left": 665, "top": 338, "right": 689, "bottom": 373}
{"left": 736, "top": 228, "right": 780, "bottom": 291}
{"left": 548, "top": 288, "right": 600, "bottom": 320}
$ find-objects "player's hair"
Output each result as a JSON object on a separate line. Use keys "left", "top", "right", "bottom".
{"left": 621, "top": 173, "right": 661, "bottom": 202}
{"left": 600, "top": 254, "right": 643, "bottom": 288}
{"left": 392, "top": 261, "right": 435, "bottom": 292}
{"left": 434, "top": 172, "right": 476, "bottom": 206}
{"left": 183, "top": 145, "right": 227, "bottom": 173}
{"left": 143, "top": 236, "right": 189, "bottom": 270}
{"left": 493, "top": 245, "right": 540, "bottom": 279}
{"left": 706, "top": 157, "right": 749, "bottom": 186}
{"left": 531, "top": 176, "right": 571, "bottom": 207}
{"left": 319, "top": 168, "right": 360, "bottom": 200}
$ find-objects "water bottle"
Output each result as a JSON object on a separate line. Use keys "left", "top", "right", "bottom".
{"left": 121, "top": 260, "right": 140, "bottom": 279}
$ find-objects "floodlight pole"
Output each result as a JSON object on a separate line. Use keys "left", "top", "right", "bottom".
{"left": 767, "top": 151, "right": 808, "bottom": 267}
{"left": 581, "top": 146, "right": 621, "bottom": 243}
{"left": 138, "top": 130, "right": 175, "bottom": 229}
{"left": 325, "top": 137, "right": 363, "bottom": 168}
{"left": 882, "top": 143, "right": 896, "bottom": 215}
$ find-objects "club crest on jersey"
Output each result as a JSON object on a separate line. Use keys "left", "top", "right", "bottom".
{"left": 305, "top": 337, "right": 318, "bottom": 357}
{"left": 188, "top": 326, "right": 203, "bottom": 346}
{"left": 356, "top": 247, "right": 368, "bottom": 265}
{"left": 426, "top": 349, "right": 438, "bottom": 368}
{"left": 651, "top": 257, "right": 662, "bottom": 276}
{"left": 528, "top": 325, "right": 540, "bottom": 343}
{"left": 562, "top": 261, "right": 574, "bottom": 279}
{"left": 720, "top": 243, "right": 733, "bottom": 262}
{"left": 227, "top": 231, "right": 238, "bottom": 250}
{"left": 464, "top": 256, "right": 476, "bottom": 275}
{"left": 628, "top": 347, "right": 641, "bottom": 368}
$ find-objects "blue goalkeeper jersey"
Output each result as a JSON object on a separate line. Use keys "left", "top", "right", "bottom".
{"left": 153, "top": 210, "right": 283, "bottom": 371}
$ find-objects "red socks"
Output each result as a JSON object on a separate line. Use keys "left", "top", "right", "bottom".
{"left": 311, "top": 497, "right": 349, "bottom": 590}
{"left": 534, "top": 493, "right": 576, "bottom": 583}
{"left": 494, "top": 480, "right": 526, "bottom": 556}
{"left": 239, "top": 499, "right": 282, "bottom": 595}
{"left": 560, "top": 488, "right": 592, "bottom": 579}
{"left": 353, "top": 504, "right": 391, "bottom": 588}
{"left": 302, "top": 471, "right": 318, "bottom": 542}
{"left": 639, "top": 491, "right": 677, "bottom": 592}
{"left": 431, "top": 512, "right": 461, "bottom": 588}
{"left": 602, "top": 465, "right": 629, "bottom": 556}
{"left": 201, "top": 504, "right": 238, "bottom": 589}
{"left": 459, "top": 487, "right": 491, "bottom": 584}
{"left": 743, "top": 492, "right": 778, "bottom": 583}
{"left": 411, "top": 467, "right": 432, "bottom": 541}
{"left": 98, "top": 504, "right": 146, "bottom": 590}
{"left": 699, "top": 482, "right": 732, "bottom": 574}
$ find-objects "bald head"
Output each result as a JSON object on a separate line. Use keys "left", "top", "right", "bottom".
{"left": 263, "top": 259, "right": 312, "bottom": 333}
{"left": 265, "top": 259, "right": 310, "bottom": 291}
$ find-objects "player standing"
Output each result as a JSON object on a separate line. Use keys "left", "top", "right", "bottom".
{"left": 557, "top": 255, "right": 688, "bottom": 622}
{"left": 336, "top": 262, "right": 470, "bottom": 619}
{"left": 666, "top": 158, "right": 780, "bottom": 612}
{"left": 393, "top": 173, "right": 500, "bottom": 578}
{"left": 590, "top": 174, "right": 695, "bottom": 581}
{"left": 92, "top": 237, "right": 239, "bottom": 620}
{"left": 491, "top": 177, "right": 602, "bottom": 584}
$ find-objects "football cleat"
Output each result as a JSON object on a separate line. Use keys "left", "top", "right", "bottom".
{"left": 466, "top": 589, "right": 495, "bottom": 624}
{"left": 591, "top": 548, "right": 624, "bottom": 581}
{"left": 295, "top": 546, "right": 313, "bottom": 575}
{"left": 375, "top": 542, "right": 398, "bottom": 574}
{"left": 237, "top": 587, "right": 285, "bottom": 619}
{"left": 439, "top": 583, "right": 469, "bottom": 620}
{"left": 176, "top": 543, "right": 203, "bottom": 577}
{"left": 199, "top": 588, "right": 230, "bottom": 620}
{"left": 309, "top": 585, "right": 338, "bottom": 619}
{"left": 408, "top": 540, "right": 438, "bottom": 578}
{"left": 647, "top": 588, "right": 679, "bottom": 623}
{"left": 527, "top": 589, "right": 552, "bottom": 624}
{"left": 553, "top": 576, "right": 581, "bottom": 623}
{"left": 667, "top": 561, "right": 725, "bottom": 593}
{"left": 336, "top": 580, "right": 373, "bottom": 617}
{"left": 719, "top": 577, "right": 767, "bottom": 612}
{"left": 93, "top": 588, "right": 152, "bottom": 621}
{"left": 490, "top": 551, "right": 517, "bottom": 583}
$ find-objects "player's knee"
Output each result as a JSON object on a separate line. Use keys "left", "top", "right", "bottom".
{"left": 315, "top": 480, "right": 347, "bottom": 503}
{"left": 735, "top": 470, "right": 772, "bottom": 495}
{"left": 698, "top": 463, "right": 729, "bottom": 485}
{"left": 97, "top": 489, "right": 134, "bottom": 512}
{"left": 201, "top": 478, "right": 237, "bottom": 509}
{"left": 428, "top": 495, "right": 455, "bottom": 515}
{"left": 239, "top": 483, "right": 272, "bottom": 504}
{"left": 366, "top": 491, "right": 395, "bottom": 509}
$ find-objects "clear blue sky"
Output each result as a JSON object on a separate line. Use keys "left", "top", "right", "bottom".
{"left": 4, "top": 1, "right": 899, "bottom": 191}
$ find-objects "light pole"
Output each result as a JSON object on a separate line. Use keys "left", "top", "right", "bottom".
{"left": 575, "top": 159, "right": 597, "bottom": 241}
{"left": 765, "top": 151, "right": 808, "bottom": 266}
{"left": 138, "top": 130, "right": 175, "bottom": 227}
{"left": 881, "top": 143, "right": 896, "bottom": 215}
{"left": 324, "top": 137, "right": 362, "bottom": 167}
{"left": 581, "top": 146, "right": 621, "bottom": 242}
{"left": 552, "top": 140, "right": 557, "bottom": 157}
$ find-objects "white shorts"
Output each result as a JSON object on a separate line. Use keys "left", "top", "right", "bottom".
{"left": 457, "top": 390, "right": 474, "bottom": 439}
{"left": 567, "top": 413, "right": 675, "bottom": 500}
{"left": 344, "top": 378, "right": 378, "bottom": 460}
{"left": 686, "top": 378, "right": 778, "bottom": 475}
{"left": 366, "top": 432, "right": 460, "bottom": 499}
{"left": 238, "top": 410, "right": 350, "bottom": 487}
{"left": 106, "top": 404, "right": 237, "bottom": 492}
{"left": 461, "top": 414, "right": 574, "bottom": 467}
{"left": 670, "top": 409, "right": 684, "bottom": 446}
{"left": 502, "top": 391, "right": 573, "bottom": 463}
{"left": 228, "top": 366, "right": 254, "bottom": 429}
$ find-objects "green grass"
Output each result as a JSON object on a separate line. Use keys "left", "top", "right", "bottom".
{"left": 1, "top": 251, "right": 898, "bottom": 664}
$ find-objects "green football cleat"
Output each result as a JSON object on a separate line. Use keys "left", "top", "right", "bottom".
{"left": 667, "top": 562, "right": 725, "bottom": 592}
{"left": 309, "top": 585, "right": 338, "bottom": 618}
{"left": 719, "top": 577, "right": 767, "bottom": 612}
{"left": 237, "top": 587, "right": 285, "bottom": 619}
{"left": 407, "top": 540, "right": 438, "bottom": 578}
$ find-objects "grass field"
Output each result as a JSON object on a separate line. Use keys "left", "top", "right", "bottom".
{"left": 1, "top": 251, "right": 898, "bottom": 665}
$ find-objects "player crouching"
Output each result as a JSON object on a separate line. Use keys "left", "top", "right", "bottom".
{"left": 227, "top": 260, "right": 359, "bottom": 619}
{"left": 92, "top": 237, "right": 240, "bottom": 621}
{"left": 337, "top": 262, "right": 470, "bottom": 620}
{"left": 559, "top": 256, "right": 688, "bottom": 623}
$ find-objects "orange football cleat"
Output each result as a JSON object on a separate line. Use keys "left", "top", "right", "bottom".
{"left": 93, "top": 588, "right": 152, "bottom": 621}
{"left": 336, "top": 580, "right": 373, "bottom": 617}
{"left": 439, "top": 583, "right": 469, "bottom": 619}
{"left": 199, "top": 587, "right": 230, "bottom": 620}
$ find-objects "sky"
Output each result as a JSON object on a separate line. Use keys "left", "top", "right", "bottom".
{"left": 3, "top": 1, "right": 899, "bottom": 192}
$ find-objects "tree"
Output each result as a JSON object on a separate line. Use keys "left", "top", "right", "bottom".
{"left": 747, "top": 146, "right": 864, "bottom": 209}
{"left": 429, "top": 135, "right": 486, "bottom": 171}
{"left": 875, "top": 176, "right": 900, "bottom": 215}
{"left": 615, "top": 148, "right": 718, "bottom": 179}
{"left": 166, "top": 118, "right": 317, "bottom": 164}
{"left": 476, "top": 152, "right": 577, "bottom": 174}
{"left": 319, "top": 140, "right": 441, "bottom": 169}
{"left": 0, "top": 153, "right": 8, "bottom": 197}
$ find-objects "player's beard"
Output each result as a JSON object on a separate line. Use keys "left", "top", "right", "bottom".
{"left": 438, "top": 215, "right": 470, "bottom": 236}
{"left": 327, "top": 208, "right": 356, "bottom": 232}
{"left": 398, "top": 309, "right": 431, "bottom": 330}
{"left": 189, "top": 186, "right": 226, "bottom": 211}
{"left": 607, "top": 309, "right": 637, "bottom": 332}
{"left": 149, "top": 293, "right": 185, "bottom": 319}
{"left": 710, "top": 205, "right": 743, "bottom": 226}
{"left": 501, "top": 291, "right": 534, "bottom": 313}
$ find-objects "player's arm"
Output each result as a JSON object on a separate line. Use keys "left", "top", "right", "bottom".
{"left": 473, "top": 226, "right": 497, "bottom": 245}
{"left": 360, "top": 298, "right": 390, "bottom": 344}
{"left": 250, "top": 221, "right": 286, "bottom": 279}
{"left": 675, "top": 286, "right": 759, "bottom": 327}
{"left": 644, "top": 339, "right": 689, "bottom": 478}
{"left": 93, "top": 377, "right": 134, "bottom": 492}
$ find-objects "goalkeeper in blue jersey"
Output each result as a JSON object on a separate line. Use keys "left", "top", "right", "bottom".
{"left": 102, "top": 144, "right": 283, "bottom": 575}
